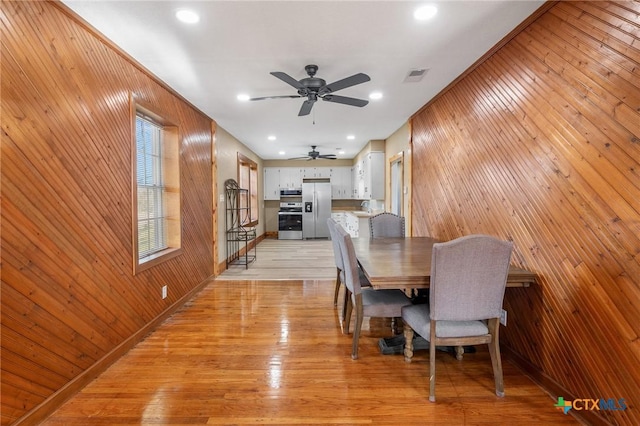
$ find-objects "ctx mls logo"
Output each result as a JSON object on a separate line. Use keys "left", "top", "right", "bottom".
{"left": 555, "top": 397, "right": 573, "bottom": 414}
{"left": 554, "top": 397, "right": 627, "bottom": 414}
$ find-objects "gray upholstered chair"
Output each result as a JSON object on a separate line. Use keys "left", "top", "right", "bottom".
{"left": 326, "top": 218, "right": 345, "bottom": 307}
{"left": 369, "top": 212, "right": 405, "bottom": 238}
{"left": 401, "top": 234, "right": 513, "bottom": 402}
{"left": 335, "top": 223, "right": 412, "bottom": 359}
{"left": 327, "top": 218, "right": 372, "bottom": 313}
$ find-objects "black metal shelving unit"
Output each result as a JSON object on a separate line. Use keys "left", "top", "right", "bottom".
{"left": 225, "top": 179, "right": 256, "bottom": 268}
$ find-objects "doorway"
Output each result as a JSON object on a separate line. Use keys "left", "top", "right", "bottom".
{"left": 389, "top": 153, "right": 403, "bottom": 216}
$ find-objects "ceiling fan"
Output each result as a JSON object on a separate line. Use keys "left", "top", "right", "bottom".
{"left": 250, "top": 64, "right": 370, "bottom": 116}
{"left": 289, "top": 146, "right": 337, "bottom": 161}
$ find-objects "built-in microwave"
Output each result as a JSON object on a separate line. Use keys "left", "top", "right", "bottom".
{"left": 280, "top": 188, "right": 302, "bottom": 197}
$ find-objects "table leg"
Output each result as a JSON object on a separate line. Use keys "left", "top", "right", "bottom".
{"left": 403, "top": 320, "right": 414, "bottom": 362}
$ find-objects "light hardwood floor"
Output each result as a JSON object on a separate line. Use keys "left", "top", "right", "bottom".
{"left": 42, "top": 240, "right": 581, "bottom": 425}
{"left": 218, "top": 238, "right": 336, "bottom": 280}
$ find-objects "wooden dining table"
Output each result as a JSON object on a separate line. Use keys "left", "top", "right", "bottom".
{"left": 352, "top": 236, "right": 537, "bottom": 290}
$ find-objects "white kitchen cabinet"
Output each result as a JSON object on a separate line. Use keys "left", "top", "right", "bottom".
{"left": 303, "top": 167, "right": 332, "bottom": 179}
{"left": 265, "top": 160, "right": 379, "bottom": 201}
{"left": 355, "top": 158, "right": 365, "bottom": 199}
{"left": 334, "top": 210, "right": 372, "bottom": 239}
{"left": 355, "top": 152, "right": 384, "bottom": 200}
{"left": 264, "top": 167, "right": 280, "bottom": 200}
{"left": 264, "top": 167, "right": 304, "bottom": 200}
{"left": 367, "top": 152, "right": 384, "bottom": 200}
{"left": 357, "top": 215, "right": 371, "bottom": 239}
{"left": 344, "top": 212, "right": 359, "bottom": 238}
{"left": 280, "top": 168, "right": 302, "bottom": 189}
{"left": 343, "top": 212, "right": 372, "bottom": 239}
{"left": 330, "top": 167, "right": 353, "bottom": 199}
{"left": 331, "top": 211, "right": 347, "bottom": 229}
{"left": 352, "top": 166, "right": 359, "bottom": 199}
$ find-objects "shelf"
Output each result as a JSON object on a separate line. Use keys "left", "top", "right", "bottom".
{"left": 225, "top": 179, "right": 256, "bottom": 269}
{"left": 227, "top": 227, "right": 257, "bottom": 241}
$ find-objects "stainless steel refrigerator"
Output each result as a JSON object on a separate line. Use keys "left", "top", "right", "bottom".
{"left": 302, "top": 181, "right": 331, "bottom": 239}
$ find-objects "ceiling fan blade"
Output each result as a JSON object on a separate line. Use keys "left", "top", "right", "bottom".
{"left": 320, "top": 73, "right": 370, "bottom": 94}
{"left": 249, "top": 95, "right": 302, "bottom": 101}
{"left": 289, "top": 146, "right": 333, "bottom": 160}
{"left": 298, "top": 100, "right": 314, "bottom": 116}
{"left": 322, "top": 94, "right": 369, "bottom": 107}
{"left": 271, "top": 71, "right": 305, "bottom": 90}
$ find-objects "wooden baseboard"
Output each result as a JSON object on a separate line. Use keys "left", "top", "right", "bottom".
{"left": 218, "top": 232, "right": 268, "bottom": 273}
{"left": 14, "top": 277, "right": 213, "bottom": 425}
{"left": 503, "top": 346, "right": 611, "bottom": 426}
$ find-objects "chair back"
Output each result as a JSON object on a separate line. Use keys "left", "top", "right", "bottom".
{"left": 334, "top": 223, "right": 363, "bottom": 296}
{"left": 369, "top": 212, "right": 405, "bottom": 238}
{"left": 430, "top": 235, "right": 513, "bottom": 322}
{"left": 326, "top": 218, "right": 343, "bottom": 271}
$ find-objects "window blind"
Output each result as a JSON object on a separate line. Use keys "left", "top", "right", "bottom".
{"left": 136, "top": 115, "right": 167, "bottom": 259}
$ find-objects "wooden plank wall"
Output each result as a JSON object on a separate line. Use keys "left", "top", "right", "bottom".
{"left": 410, "top": 1, "right": 639, "bottom": 425}
{"left": 1, "top": 2, "right": 215, "bottom": 424}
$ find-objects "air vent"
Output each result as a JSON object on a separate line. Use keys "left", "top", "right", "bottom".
{"left": 404, "top": 68, "right": 429, "bottom": 83}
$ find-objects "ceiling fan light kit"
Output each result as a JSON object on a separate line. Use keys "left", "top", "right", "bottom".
{"left": 250, "top": 64, "right": 370, "bottom": 116}
{"left": 289, "top": 146, "right": 337, "bottom": 161}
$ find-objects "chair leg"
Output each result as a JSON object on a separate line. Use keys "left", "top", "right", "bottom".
{"left": 343, "top": 290, "right": 353, "bottom": 334}
{"left": 342, "top": 287, "right": 349, "bottom": 324}
{"left": 403, "top": 320, "right": 414, "bottom": 362}
{"left": 487, "top": 318, "right": 505, "bottom": 397}
{"left": 333, "top": 267, "right": 341, "bottom": 306}
{"left": 455, "top": 345, "right": 464, "bottom": 361}
{"left": 351, "top": 294, "right": 364, "bottom": 360}
{"left": 429, "top": 320, "right": 437, "bottom": 402}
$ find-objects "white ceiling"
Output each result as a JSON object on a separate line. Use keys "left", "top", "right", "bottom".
{"left": 63, "top": 0, "right": 544, "bottom": 160}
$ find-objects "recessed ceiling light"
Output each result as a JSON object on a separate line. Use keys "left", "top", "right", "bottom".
{"left": 278, "top": 151, "right": 286, "bottom": 155}
{"left": 347, "top": 135, "right": 355, "bottom": 140}
{"left": 369, "top": 92, "right": 383, "bottom": 100}
{"left": 176, "top": 9, "right": 200, "bottom": 24}
{"left": 339, "top": 150, "right": 345, "bottom": 155}
{"left": 236, "top": 93, "right": 250, "bottom": 101}
{"left": 414, "top": 4, "right": 438, "bottom": 21}
{"left": 268, "top": 135, "right": 276, "bottom": 141}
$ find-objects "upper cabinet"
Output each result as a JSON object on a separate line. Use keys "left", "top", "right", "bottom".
{"left": 302, "top": 167, "right": 332, "bottom": 179}
{"left": 264, "top": 160, "right": 381, "bottom": 200}
{"left": 264, "top": 167, "right": 304, "bottom": 200}
{"left": 265, "top": 166, "right": 352, "bottom": 200}
{"left": 355, "top": 152, "right": 384, "bottom": 200}
{"left": 330, "top": 167, "right": 353, "bottom": 199}
{"left": 264, "top": 167, "right": 280, "bottom": 200}
{"left": 280, "top": 168, "right": 303, "bottom": 189}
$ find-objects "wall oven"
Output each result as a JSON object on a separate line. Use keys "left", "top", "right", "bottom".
{"left": 278, "top": 202, "right": 303, "bottom": 240}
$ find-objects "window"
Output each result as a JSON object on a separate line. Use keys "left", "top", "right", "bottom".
{"left": 132, "top": 101, "right": 182, "bottom": 273}
{"left": 237, "top": 153, "right": 258, "bottom": 227}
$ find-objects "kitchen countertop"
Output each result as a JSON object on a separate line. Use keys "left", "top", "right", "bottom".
{"left": 331, "top": 209, "right": 377, "bottom": 218}
{"left": 349, "top": 211, "right": 375, "bottom": 217}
